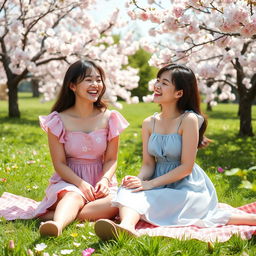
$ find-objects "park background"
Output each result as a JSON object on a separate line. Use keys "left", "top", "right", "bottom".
{"left": 0, "top": 0, "right": 256, "bottom": 255}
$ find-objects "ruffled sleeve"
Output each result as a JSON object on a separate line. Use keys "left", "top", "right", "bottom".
{"left": 39, "top": 111, "right": 66, "bottom": 143}
{"left": 108, "top": 110, "right": 129, "bottom": 141}
{"left": 185, "top": 110, "right": 204, "bottom": 129}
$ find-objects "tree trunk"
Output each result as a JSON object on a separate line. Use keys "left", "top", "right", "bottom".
{"left": 238, "top": 95, "right": 254, "bottom": 136}
{"left": 207, "top": 102, "right": 212, "bottom": 111}
{"left": 32, "top": 79, "right": 40, "bottom": 97}
{"left": 7, "top": 81, "right": 20, "bottom": 118}
{"left": 235, "top": 58, "right": 255, "bottom": 136}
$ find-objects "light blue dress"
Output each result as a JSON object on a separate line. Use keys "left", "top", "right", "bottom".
{"left": 112, "top": 111, "right": 231, "bottom": 227}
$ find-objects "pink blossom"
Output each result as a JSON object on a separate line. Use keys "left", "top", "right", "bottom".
{"left": 173, "top": 6, "right": 184, "bottom": 18}
{"left": 187, "top": 22, "right": 199, "bottom": 34}
{"left": 143, "top": 94, "right": 153, "bottom": 102}
{"left": 139, "top": 12, "right": 149, "bottom": 21}
{"left": 215, "top": 36, "right": 230, "bottom": 48}
{"left": 131, "top": 96, "right": 139, "bottom": 104}
{"left": 148, "top": 28, "right": 157, "bottom": 36}
{"left": 149, "top": 13, "right": 161, "bottom": 24}
{"left": 82, "top": 248, "right": 95, "bottom": 256}
{"left": 8, "top": 240, "right": 15, "bottom": 250}
{"left": 217, "top": 167, "right": 224, "bottom": 173}
{"left": 127, "top": 10, "right": 136, "bottom": 20}
{"left": 240, "top": 23, "right": 256, "bottom": 37}
{"left": 27, "top": 249, "right": 34, "bottom": 256}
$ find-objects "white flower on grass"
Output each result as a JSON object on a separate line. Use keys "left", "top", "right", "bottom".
{"left": 88, "top": 232, "right": 95, "bottom": 236}
{"left": 35, "top": 243, "right": 47, "bottom": 252}
{"left": 73, "top": 242, "right": 81, "bottom": 247}
{"left": 43, "top": 253, "right": 50, "bottom": 256}
{"left": 60, "top": 249, "right": 73, "bottom": 255}
{"left": 81, "top": 235, "right": 86, "bottom": 240}
{"left": 76, "top": 223, "right": 85, "bottom": 228}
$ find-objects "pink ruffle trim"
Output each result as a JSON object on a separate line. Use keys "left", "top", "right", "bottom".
{"left": 108, "top": 110, "right": 129, "bottom": 141}
{"left": 39, "top": 111, "right": 66, "bottom": 143}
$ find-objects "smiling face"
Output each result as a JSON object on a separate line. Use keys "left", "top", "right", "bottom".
{"left": 70, "top": 68, "right": 104, "bottom": 102}
{"left": 153, "top": 70, "right": 183, "bottom": 104}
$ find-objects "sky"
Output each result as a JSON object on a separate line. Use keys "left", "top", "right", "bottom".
{"left": 89, "top": 0, "right": 155, "bottom": 38}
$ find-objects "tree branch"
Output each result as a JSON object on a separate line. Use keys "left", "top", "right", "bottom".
{"left": 36, "top": 56, "right": 67, "bottom": 66}
{"left": 181, "top": 34, "right": 226, "bottom": 53}
{"left": 199, "top": 25, "right": 241, "bottom": 36}
{"left": 208, "top": 78, "right": 236, "bottom": 89}
{"left": 132, "top": 0, "right": 146, "bottom": 12}
{"left": 197, "top": 55, "right": 223, "bottom": 62}
{"left": 0, "top": 0, "right": 7, "bottom": 12}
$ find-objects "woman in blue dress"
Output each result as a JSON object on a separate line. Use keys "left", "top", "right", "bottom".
{"left": 94, "top": 63, "right": 256, "bottom": 240}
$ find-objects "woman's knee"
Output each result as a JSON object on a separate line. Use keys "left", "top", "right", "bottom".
{"left": 76, "top": 199, "right": 118, "bottom": 221}
{"left": 61, "top": 191, "right": 84, "bottom": 203}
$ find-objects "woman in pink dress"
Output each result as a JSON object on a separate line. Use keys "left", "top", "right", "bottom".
{"left": 36, "top": 60, "right": 129, "bottom": 236}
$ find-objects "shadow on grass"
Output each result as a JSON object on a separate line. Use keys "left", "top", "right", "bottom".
{"left": 199, "top": 131, "right": 255, "bottom": 169}
{"left": 205, "top": 108, "right": 256, "bottom": 121}
{"left": 0, "top": 117, "right": 39, "bottom": 127}
{"left": 197, "top": 130, "right": 256, "bottom": 201}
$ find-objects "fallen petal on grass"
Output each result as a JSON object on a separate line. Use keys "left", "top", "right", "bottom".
{"left": 217, "top": 167, "right": 224, "bottom": 173}
{"left": 60, "top": 249, "right": 74, "bottom": 255}
{"left": 8, "top": 240, "right": 15, "bottom": 250}
{"left": 82, "top": 248, "right": 95, "bottom": 256}
{"left": 35, "top": 243, "right": 47, "bottom": 252}
{"left": 26, "top": 160, "right": 36, "bottom": 164}
{"left": 76, "top": 223, "right": 85, "bottom": 228}
{"left": 27, "top": 249, "right": 34, "bottom": 256}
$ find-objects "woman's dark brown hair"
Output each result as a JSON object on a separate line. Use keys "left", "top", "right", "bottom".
{"left": 157, "top": 63, "right": 208, "bottom": 148}
{"left": 51, "top": 60, "right": 107, "bottom": 113}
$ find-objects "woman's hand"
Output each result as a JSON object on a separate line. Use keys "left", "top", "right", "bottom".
{"left": 122, "top": 175, "right": 142, "bottom": 189}
{"left": 122, "top": 175, "right": 153, "bottom": 192}
{"left": 131, "top": 180, "right": 153, "bottom": 192}
{"left": 94, "top": 178, "right": 110, "bottom": 199}
{"left": 78, "top": 181, "right": 95, "bottom": 202}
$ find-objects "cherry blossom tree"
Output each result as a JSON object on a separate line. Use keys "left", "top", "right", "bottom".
{"left": 0, "top": 0, "right": 140, "bottom": 118}
{"left": 127, "top": 0, "right": 256, "bottom": 136}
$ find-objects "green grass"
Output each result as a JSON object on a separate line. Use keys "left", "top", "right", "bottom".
{"left": 0, "top": 93, "right": 256, "bottom": 255}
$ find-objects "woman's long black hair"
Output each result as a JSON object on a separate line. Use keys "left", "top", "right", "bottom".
{"left": 157, "top": 63, "right": 208, "bottom": 148}
{"left": 51, "top": 60, "right": 107, "bottom": 113}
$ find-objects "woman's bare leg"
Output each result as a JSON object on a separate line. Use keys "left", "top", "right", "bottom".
{"left": 39, "top": 191, "right": 85, "bottom": 236}
{"left": 54, "top": 191, "right": 85, "bottom": 229}
{"left": 76, "top": 195, "right": 118, "bottom": 221}
{"left": 227, "top": 214, "right": 256, "bottom": 225}
{"left": 118, "top": 206, "right": 141, "bottom": 233}
{"left": 38, "top": 211, "right": 55, "bottom": 221}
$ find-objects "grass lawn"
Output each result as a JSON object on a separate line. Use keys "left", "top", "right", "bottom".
{"left": 0, "top": 93, "right": 256, "bottom": 255}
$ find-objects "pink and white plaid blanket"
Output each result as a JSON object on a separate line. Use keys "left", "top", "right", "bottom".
{"left": 0, "top": 192, "right": 255, "bottom": 242}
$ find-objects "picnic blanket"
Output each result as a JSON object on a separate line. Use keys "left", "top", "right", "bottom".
{"left": 0, "top": 192, "right": 255, "bottom": 242}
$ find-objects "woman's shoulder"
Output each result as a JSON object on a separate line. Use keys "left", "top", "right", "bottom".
{"left": 142, "top": 114, "right": 157, "bottom": 130}
{"left": 182, "top": 111, "right": 204, "bottom": 128}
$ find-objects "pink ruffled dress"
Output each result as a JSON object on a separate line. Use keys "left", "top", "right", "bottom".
{"left": 34, "top": 110, "right": 129, "bottom": 217}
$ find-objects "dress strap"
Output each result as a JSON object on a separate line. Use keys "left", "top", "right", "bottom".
{"left": 176, "top": 112, "right": 187, "bottom": 132}
{"left": 152, "top": 112, "right": 158, "bottom": 133}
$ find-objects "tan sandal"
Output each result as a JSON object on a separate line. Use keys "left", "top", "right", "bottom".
{"left": 39, "top": 221, "right": 62, "bottom": 237}
{"left": 94, "top": 219, "right": 138, "bottom": 241}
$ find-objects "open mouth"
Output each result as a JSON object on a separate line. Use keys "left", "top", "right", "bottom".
{"left": 87, "top": 90, "right": 99, "bottom": 96}
{"left": 154, "top": 91, "right": 162, "bottom": 96}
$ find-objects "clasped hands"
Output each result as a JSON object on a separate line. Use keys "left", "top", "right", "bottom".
{"left": 79, "top": 178, "right": 109, "bottom": 202}
{"left": 121, "top": 175, "right": 153, "bottom": 192}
